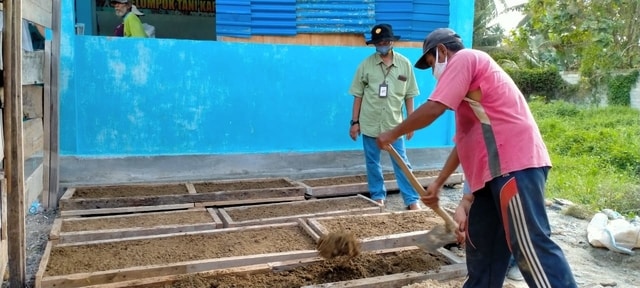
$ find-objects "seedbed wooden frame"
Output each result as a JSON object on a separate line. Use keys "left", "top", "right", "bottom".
{"left": 49, "top": 208, "right": 223, "bottom": 244}
{"left": 35, "top": 221, "right": 320, "bottom": 288}
{"left": 218, "top": 194, "right": 383, "bottom": 228}
{"left": 301, "top": 171, "right": 464, "bottom": 198}
{"left": 306, "top": 210, "right": 463, "bottom": 260}
{"left": 75, "top": 247, "right": 466, "bottom": 288}
{"left": 59, "top": 178, "right": 307, "bottom": 212}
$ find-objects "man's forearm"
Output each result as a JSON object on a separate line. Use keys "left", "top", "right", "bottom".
{"left": 435, "top": 146, "right": 460, "bottom": 187}
{"left": 351, "top": 96, "right": 362, "bottom": 121}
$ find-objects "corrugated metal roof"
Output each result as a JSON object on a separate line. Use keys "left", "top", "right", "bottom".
{"left": 296, "top": 0, "right": 376, "bottom": 34}
{"left": 216, "top": 0, "right": 252, "bottom": 38}
{"left": 252, "top": 0, "right": 297, "bottom": 36}
{"left": 412, "top": 0, "right": 450, "bottom": 41}
{"left": 374, "top": 0, "right": 413, "bottom": 40}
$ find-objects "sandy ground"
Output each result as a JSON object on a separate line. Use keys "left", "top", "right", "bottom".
{"left": 2, "top": 186, "right": 639, "bottom": 287}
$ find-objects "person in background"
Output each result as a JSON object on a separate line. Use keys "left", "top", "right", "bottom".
{"left": 348, "top": 23, "right": 422, "bottom": 210}
{"left": 111, "top": 0, "right": 147, "bottom": 38}
{"left": 376, "top": 28, "right": 576, "bottom": 287}
{"left": 130, "top": 5, "right": 156, "bottom": 38}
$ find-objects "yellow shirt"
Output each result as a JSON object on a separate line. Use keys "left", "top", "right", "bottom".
{"left": 348, "top": 51, "right": 419, "bottom": 137}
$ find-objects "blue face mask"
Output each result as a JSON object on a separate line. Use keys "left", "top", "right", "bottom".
{"left": 376, "top": 45, "right": 392, "bottom": 56}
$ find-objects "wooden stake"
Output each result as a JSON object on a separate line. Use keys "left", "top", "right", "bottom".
{"left": 3, "top": 0, "right": 27, "bottom": 285}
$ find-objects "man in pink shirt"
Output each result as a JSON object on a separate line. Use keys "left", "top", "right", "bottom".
{"left": 377, "top": 28, "right": 577, "bottom": 287}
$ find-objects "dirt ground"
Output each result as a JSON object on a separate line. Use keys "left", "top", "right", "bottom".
{"left": 3, "top": 185, "right": 640, "bottom": 287}
{"left": 60, "top": 209, "right": 215, "bottom": 232}
{"left": 193, "top": 178, "right": 295, "bottom": 192}
{"left": 73, "top": 184, "right": 189, "bottom": 198}
{"left": 224, "top": 196, "right": 379, "bottom": 222}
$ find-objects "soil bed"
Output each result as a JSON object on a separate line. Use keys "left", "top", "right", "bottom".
{"left": 60, "top": 210, "right": 214, "bottom": 232}
{"left": 317, "top": 211, "right": 443, "bottom": 239}
{"left": 224, "top": 196, "right": 378, "bottom": 222}
{"left": 151, "top": 249, "right": 449, "bottom": 288}
{"left": 193, "top": 179, "right": 294, "bottom": 192}
{"left": 45, "top": 226, "right": 315, "bottom": 276}
{"left": 302, "top": 170, "right": 440, "bottom": 187}
{"left": 72, "top": 184, "right": 188, "bottom": 199}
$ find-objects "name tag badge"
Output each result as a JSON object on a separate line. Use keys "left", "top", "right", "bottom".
{"left": 378, "top": 83, "right": 388, "bottom": 97}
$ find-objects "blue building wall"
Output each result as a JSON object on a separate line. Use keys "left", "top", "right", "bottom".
{"left": 60, "top": 0, "right": 474, "bottom": 157}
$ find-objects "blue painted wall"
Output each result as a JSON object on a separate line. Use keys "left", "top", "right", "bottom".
{"left": 60, "top": 0, "right": 474, "bottom": 157}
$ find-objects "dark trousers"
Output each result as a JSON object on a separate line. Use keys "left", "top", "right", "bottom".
{"left": 463, "top": 167, "right": 577, "bottom": 288}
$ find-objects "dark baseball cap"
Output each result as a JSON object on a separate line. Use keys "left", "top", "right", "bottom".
{"left": 414, "top": 28, "right": 462, "bottom": 70}
{"left": 111, "top": 0, "right": 130, "bottom": 4}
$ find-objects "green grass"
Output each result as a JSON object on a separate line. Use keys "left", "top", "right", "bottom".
{"left": 529, "top": 101, "right": 640, "bottom": 215}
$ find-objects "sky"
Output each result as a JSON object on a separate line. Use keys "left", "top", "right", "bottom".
{"left": 494, "top": 0, "right": 528, "bottom": 33}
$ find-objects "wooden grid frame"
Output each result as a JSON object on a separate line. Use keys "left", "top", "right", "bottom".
{"left": 218, "top": 194, "right": 383, "bottom": 228}
{"left": 49, "top": 207, "right": 223, "bottom": 244}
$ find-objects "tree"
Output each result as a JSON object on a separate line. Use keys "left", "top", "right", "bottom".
{"left": 473, "top": 0, "right": 507, "bottom": 47}
{"left": 508, "top": 0, "right": 640, "bottom": 74}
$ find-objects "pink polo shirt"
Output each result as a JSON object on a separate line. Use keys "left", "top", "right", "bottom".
{"left": 429, "top": 49, "right": 551, "bottom": 192}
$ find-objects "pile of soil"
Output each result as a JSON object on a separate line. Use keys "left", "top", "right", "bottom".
{"left": 45, "top": 226, "right": 315, "bottom": 276}
{"left": 403, "top": 279, "right": 466, "bottom": 288}
{"left": 193, "top": 179, "right": 294, "bottom": 192}
{"left": 302, "top": 170, "right": 440, "bottom": 187}
{"left": 72, "top": 184, "right": 189, "bottom": 198}
{"left": 61, "top": 210, "right": 214, "bottom": 232}
{"left": 316, "top": 231, "right": 360, "bottom": 259}
{"left": 153, "top": 250, "right": 448, "bottom": 288}
{"left": 318, "top": 210, "right": 442, "bottom": 239}
{"left": 225, "top": 197, "right": 378, "bottom": 222}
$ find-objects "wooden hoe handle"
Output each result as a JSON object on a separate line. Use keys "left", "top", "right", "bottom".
{"left": 386, "top": 145, "right": 458, "bottom": 232}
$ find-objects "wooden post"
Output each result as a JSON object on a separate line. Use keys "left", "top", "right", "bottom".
{"left": 2, "top": 0, "right": 27, "bottom": 286}
{"left": 43, "top": 0, "right": 60, "bottom": 209}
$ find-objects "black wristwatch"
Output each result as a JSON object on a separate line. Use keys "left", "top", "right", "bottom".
{"left": 350, "top": 120, "right": 359, "bottom": 126}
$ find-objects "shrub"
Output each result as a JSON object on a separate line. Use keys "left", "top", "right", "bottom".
{"left": 504, "top": 67, "right": 578, "bottom": 101}
{"left": 607, "top": 70, "right": 639, "bottom": 106}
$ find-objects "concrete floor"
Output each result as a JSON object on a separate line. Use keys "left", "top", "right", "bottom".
{"left": 58, "top": 147, "right": 454, "bottom": 188}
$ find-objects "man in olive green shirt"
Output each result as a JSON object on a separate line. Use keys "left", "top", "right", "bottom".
{"left": 348, "top": 24, "right": 421, "bottom": 210}
{"left": 111, "top": 0, "right": 147, "bottom": 38}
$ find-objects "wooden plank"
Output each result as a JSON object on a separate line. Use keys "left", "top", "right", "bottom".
{"left": 23, "top": 0, "right": 52, "bottom": 27}
{"left": 23, "top": 117, "right": 43, "bottom": 159}
{"left": 186, "top": 183, "right": 196, "bottom": 194}
{"left": 44, "top": 0, "right": 61, "bottom": 209}
{"left": 206, "top": 208, "right": 223, "bottom": 229}
{"left": 308, "top": 173, "right": 463, "bottom": 198}
{"left": 0, "top": 110, "right": 4, "bottom": 161}
{"left": 1, "top": 178, "right": 6, "bottom": 241}
{"left": 0, "top": 240, "right": 7, "bottom": 283}
{"left": 218, "top": 195, "right": 383, "bottom": 228}
{"left": 4, "top": 0, "right": 28, "bottom": 285}
{"left": 297, "top": 218, "right": 320, "bottom": 242}
{"left": 194, "top": 196, "right": 305, "bottom": 208}
{"left": 59, "top": 187, "right": 75, "bottom": 201}
{"left": 60, "top": 203, "right": 195, "bottom": 217}
{"left": 53, "top": 208, "right": 221, "bottom": 243}
{"left": 22, "top": 50, "right": 45, "bottom": 85}
{"left": 39, "top": 223, "right": 319, "bottom": 288}
{"left": 48, "top": 218, "right": 62, "bottom": 241}
{"left": 300, "top": 263, "right": 467, "bottom": 288}
{"left": 22, "top": 85, "right": 44, "bottom": 119}
{"left": 34, "top": 240, "right": 53, "bottom": 288}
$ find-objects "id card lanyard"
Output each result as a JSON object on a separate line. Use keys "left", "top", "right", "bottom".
{"left": 379, "top": 64, "right": 392, "bottom": 97}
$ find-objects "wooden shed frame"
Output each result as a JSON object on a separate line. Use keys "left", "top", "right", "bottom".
{"left": 1, "top": 0, "right": 60, "bottom": 286}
